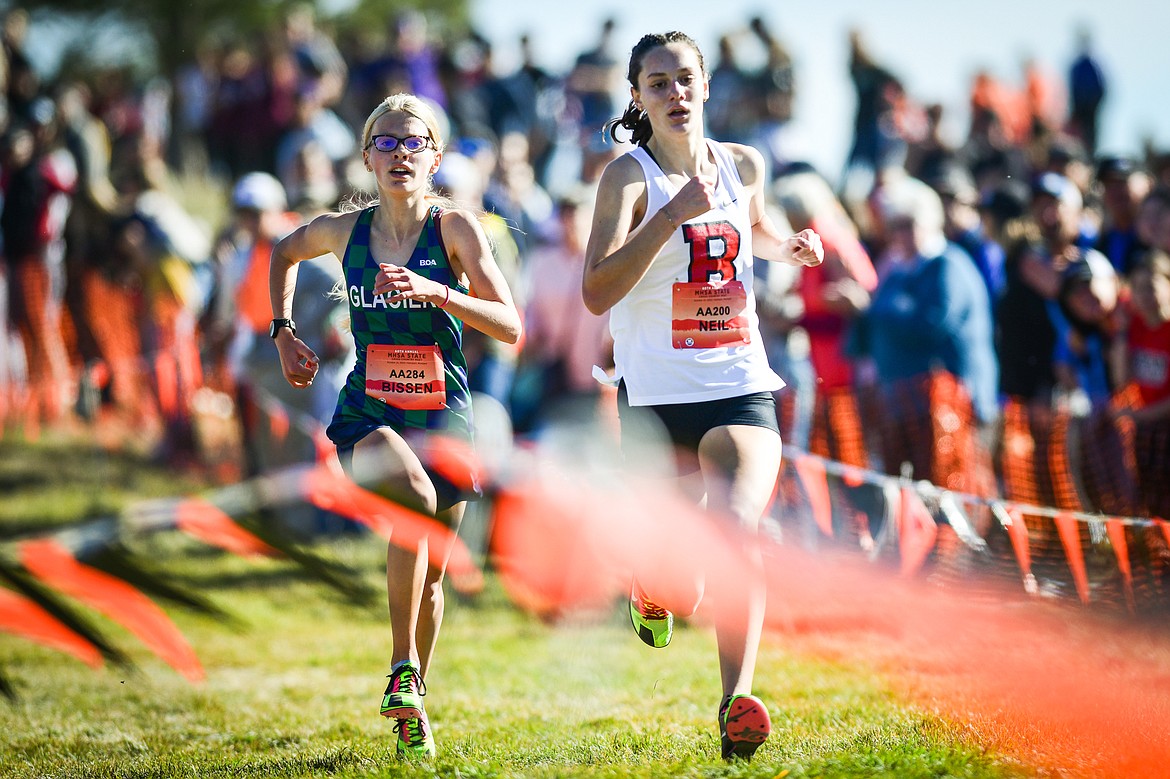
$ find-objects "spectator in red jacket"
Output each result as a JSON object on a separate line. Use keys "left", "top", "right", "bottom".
{"left": 0, "top": 97, "right": 77, "bottom": 434}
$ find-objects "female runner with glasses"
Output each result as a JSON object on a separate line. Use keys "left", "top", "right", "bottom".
{"left": 269, "top": 93, "right": 522, "bottom": 759}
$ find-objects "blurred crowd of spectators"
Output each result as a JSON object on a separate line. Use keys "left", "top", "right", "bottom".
{"left": 1, "top": 5, "right": 1168, "bottom": 541}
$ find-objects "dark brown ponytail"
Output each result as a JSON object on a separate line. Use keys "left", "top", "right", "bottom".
{"left": 605, "top": 101, "right": 652, "bottom": 146}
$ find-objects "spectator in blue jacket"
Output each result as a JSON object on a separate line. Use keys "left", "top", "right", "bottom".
{"left": 849, "top": 172, "right": 997, "bottom": 494}
{"left": 852, "top": 173, "right": 998, "bottom": 423}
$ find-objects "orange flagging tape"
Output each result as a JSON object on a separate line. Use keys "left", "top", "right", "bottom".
{"left": 18, "top": 539, "right": 204, "bottom": 682}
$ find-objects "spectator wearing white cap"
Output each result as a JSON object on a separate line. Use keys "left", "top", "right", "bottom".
{"left": 204, "top": 172, "right": 303, "bottom": 391}
{"left": 847, "top": 172, "right": 997, "bottom": 502}
{"left": 850, "top": 173, "right": 998, "bottom": 425}
{"left": 205, "top": 172, "right": 352, "bottom": 531}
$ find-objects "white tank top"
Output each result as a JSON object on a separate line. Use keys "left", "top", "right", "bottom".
{"left": 606, "top": 140, "right": 785, "bottom": 406}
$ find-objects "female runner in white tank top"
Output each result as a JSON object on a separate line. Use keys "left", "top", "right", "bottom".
{"left": 582, "top": 31, "right": 823, "bottom": 762}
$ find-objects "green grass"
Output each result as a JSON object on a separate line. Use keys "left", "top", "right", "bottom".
{"left": 0, "top": 435, "right": 1032, "bottom": 778}
{"left": 0, "top": 431, "right": 211, "bottom": 537}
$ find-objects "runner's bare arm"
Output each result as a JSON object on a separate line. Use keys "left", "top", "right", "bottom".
{"left": 726, "top": 143, "right": 824, "bottom": 268}
{"left": 269, "top": 210, "right": 353, "bottom": 319}
{"left": 435, "top": 208, "right": 522, "bottom": 344}
{"left": 268, "top": 210, "right": 355, "bottom": 388}
{"left": 582, "top": 155, "right": 679, "bottom": 315}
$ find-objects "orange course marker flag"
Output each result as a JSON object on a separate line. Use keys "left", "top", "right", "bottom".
{"left": 18, "top": 539, "right": 205, "bottom": 682}
{"left": 0, "top": 587, "right": 103, "bottom": 668}
{"left": 175, "top": 499, "right": 280, "bottom": 558}
{"left": 266, "top": 401, "right": 290, "bottom": 444}
{"left": 311, "top": 425, "right": 337, "bottom": 466}
{"left": 301, "top": 465, "right": 482, "bottom": 592}
{"left": 417, "top": 434, "right": 482, "bottom": 491}
{"left": 1004, "top": 506, "right": 1033, "bottom": 578}
{"left": 1105, "top": 519, "right": 1135, "bottom": 613}
{"left": 1053, "top": 511, "right": 1090, "bottom": 605}
{"left": 489, "top": 483, "right": 604, "bottom": 619}
{"left": 841, "top": 465, "right": 867, "bottom": 489}
{"left": 794, "top": 455, "right": 834, "bottom": 538}
{"left": 898, "top": 487, "right": 938, "bottom": 577}
{"left": 154, "top": 352, "right": 179, "bottom": 417}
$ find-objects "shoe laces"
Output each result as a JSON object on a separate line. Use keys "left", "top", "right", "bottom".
{"left": 385, "top": 663, "right": 427, "bottom": 697}
{"left": 634, "top": 591, "right": 669, "bottom": 620}
{"left": 393, "top": 716, "right": 429, "bottom": 747}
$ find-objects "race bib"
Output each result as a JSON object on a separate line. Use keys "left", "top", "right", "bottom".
{"left": 671, "top": 281, "right": 750, "bottom": 348}
{"left": 365, "top": 344, "right": 446, "bottom": 410}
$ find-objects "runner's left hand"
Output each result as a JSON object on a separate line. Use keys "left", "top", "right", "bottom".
{"left": 786, "top": 229, "right": 824, "bottom": 267}
{"left": 376, "top": 263, "right": 448, "bottom": 306}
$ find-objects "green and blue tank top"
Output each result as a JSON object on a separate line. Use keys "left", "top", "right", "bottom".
{"left": 326, "top": 204, "right": 473, "bottom": 444}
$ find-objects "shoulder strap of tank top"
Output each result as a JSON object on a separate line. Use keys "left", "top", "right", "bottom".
{"left": 706, "top": 139, "right": 744, "bottom": 191}
{"left": 628, "top": 145, "right": 662, "bottom": 183}
{"left": 429, "top": 203, "right": 446, "bottom": 254}
{"left": 641, "top": 144, "right": 661, "bottom": 171}
{"left": 341, "top": 205, "right": 377, "bottom": 270}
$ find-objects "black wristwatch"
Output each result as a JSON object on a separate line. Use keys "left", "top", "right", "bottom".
{"left": 269, "top": 318, "right": 296, "bottom": 338}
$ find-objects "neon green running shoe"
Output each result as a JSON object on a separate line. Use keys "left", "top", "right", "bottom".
{"left": 394, "top": 711, "right": 435, "bottom": 759}
{"left": 380, "top": 661, "right": 426, "bottom": 719}
{"left": 719, "top": 694, "right": 771, "bottom": 761}
{"left": 629, "top": 580, "right": 673, "bottom": 648}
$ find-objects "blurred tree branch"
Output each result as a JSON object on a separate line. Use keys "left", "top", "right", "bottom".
{"left": 16, "top": 0, "right": 467, "bottom": 79}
